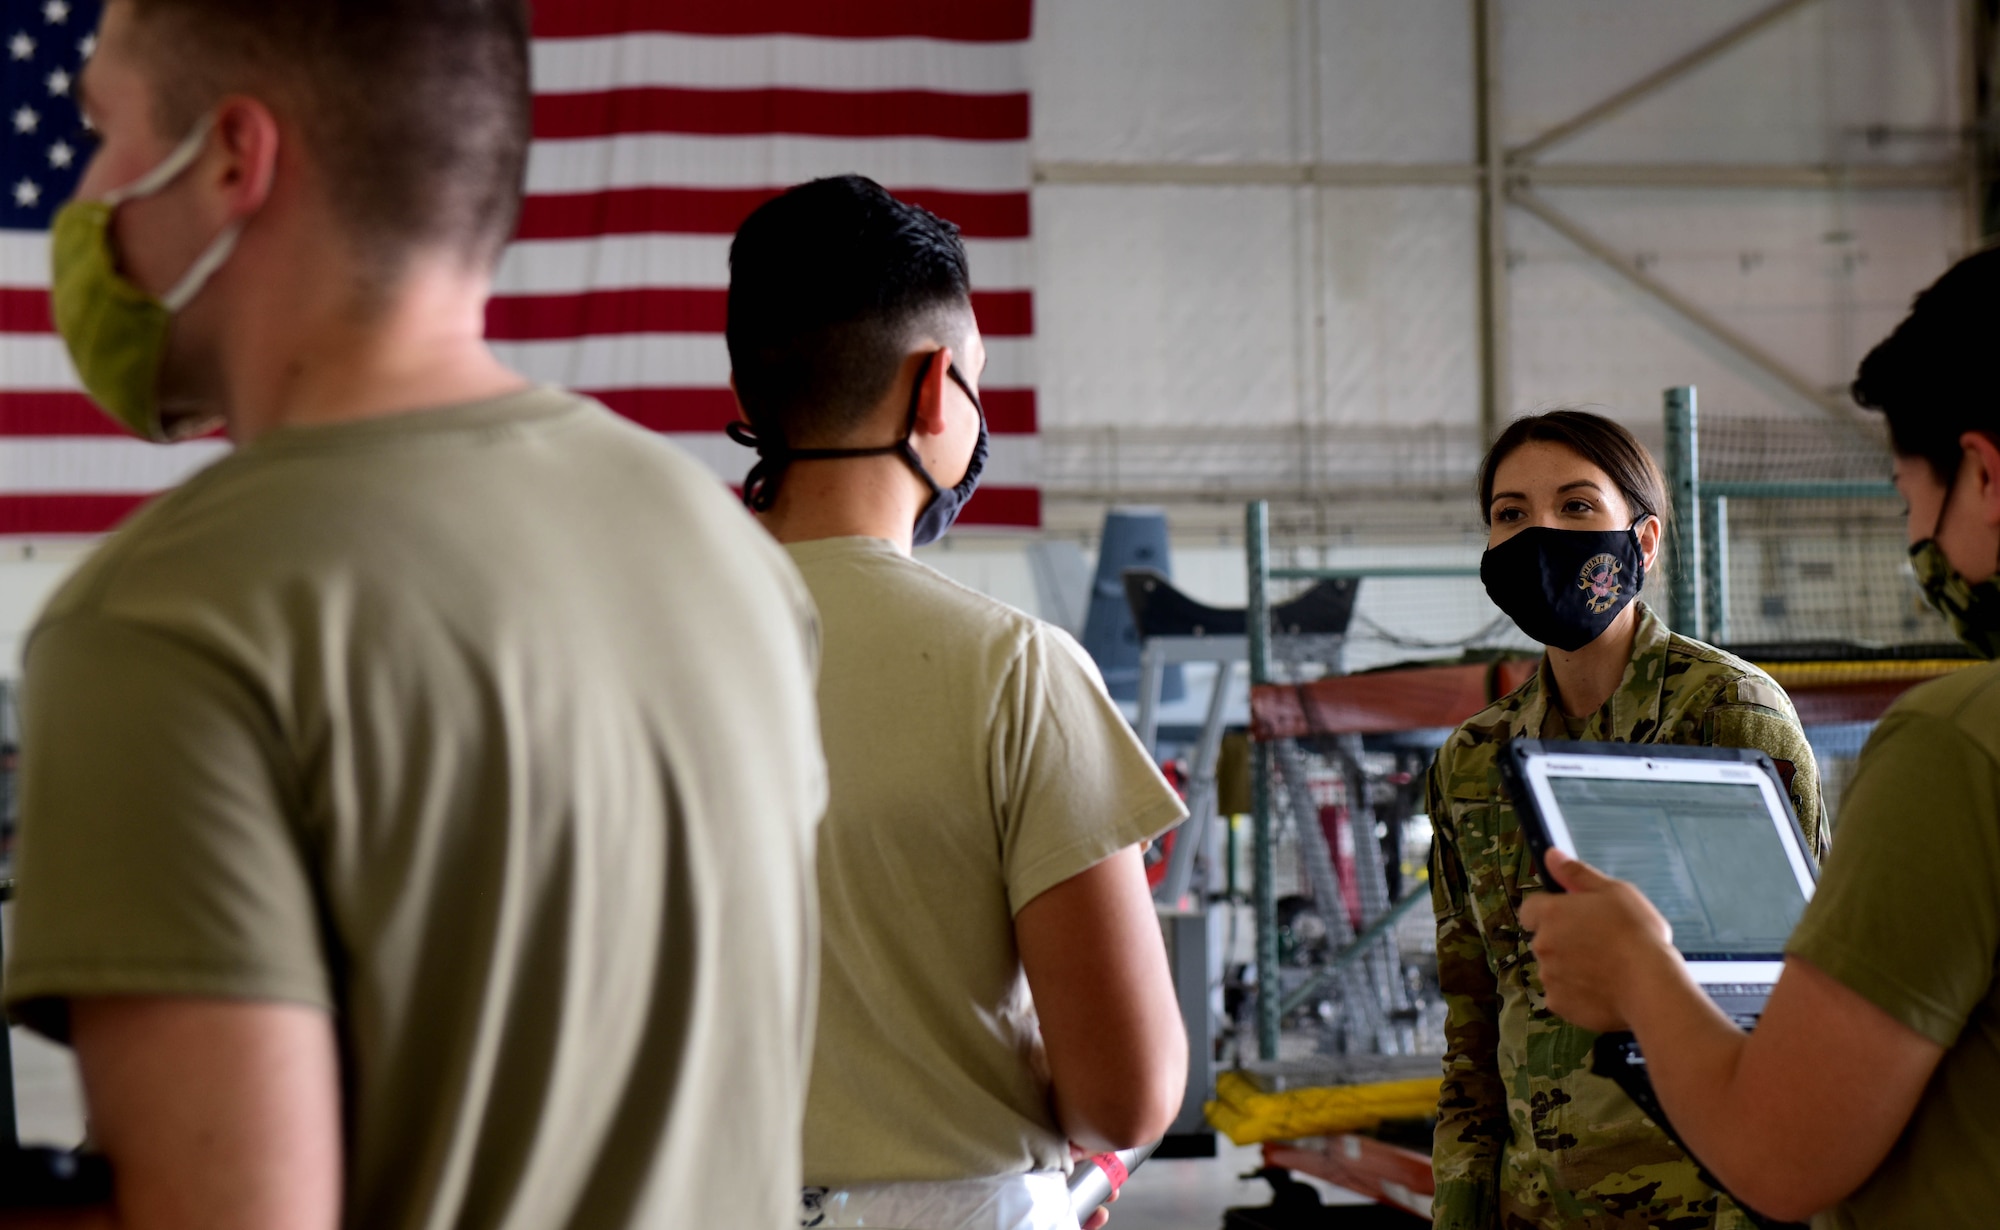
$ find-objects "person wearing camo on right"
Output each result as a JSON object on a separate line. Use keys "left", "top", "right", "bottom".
{"left": 1427, "top": 409, "right": 1826, "bottom": 1229}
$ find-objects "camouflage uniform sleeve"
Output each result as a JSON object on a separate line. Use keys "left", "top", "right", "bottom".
{"left": 1705, "top": 677, "right": 1828, "bottom": 862}
{"left": 1427, "top": 751, "right": 1503, "bottom": 1229}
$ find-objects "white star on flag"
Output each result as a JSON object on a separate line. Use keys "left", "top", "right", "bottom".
{"left": 42, "top": 0, "right": 69, "bottom": 24}
{"left": 12, "top": 105, "right": 38, "bottom": 134}
{"left": 7, "top": 30, "right": 32, "bottom": 59}
{"left": 78, "top": 31, "right": 93, "bottom": 57}
{"left": 46, "top": 66, "right": 71, "bottom": 96}
{"left": 13, "top": 179, "right": 41, "bottom": 208}
{"left": 48, "top": 140, "right": 73, "bottom": 168}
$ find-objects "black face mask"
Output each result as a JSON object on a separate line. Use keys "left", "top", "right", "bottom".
{"left": 1480, "top": 520, "right": 1650, "bottom": 652}
{"left": 727, "top": 352, "right": 988, "bottom": 548}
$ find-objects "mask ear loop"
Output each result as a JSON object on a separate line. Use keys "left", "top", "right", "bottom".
{"left": 1936, "top": 444, "right": 2000, "bottom": 578}
{"left": 1625, "top": 513, "right": 1658, "bottom": 576}
{"left": 893, "top": 352, "right": 946, "bottom": 499}
{"left": 99, "top": 112, "right": 244, "bottom": 312}
{"left": 1932, "top": 452, "right": 1964, "bottom": 543}
{"left": 100, "top": 113, "right": 219, "bottom": 208}
{"left": 161, "top": 223, "right": 243, "bottom": 311}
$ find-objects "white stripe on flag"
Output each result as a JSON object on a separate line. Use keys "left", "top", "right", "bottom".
{"left": 667, "top": 429, "right": 1039, "bottom": 488}
{"left": 0, "top": 334, "right": 77, "bottom": 389}
{"left": 488, "top": 333, "right": 1034, "bottom": 391}
{"left": 0, "top": 438, "right": 229, "bottom": 492}
{"left": 0, "top": 431, "right": 1036, "bottom": 494}
{"left": 4, "top": 326, "right": 1033, "bottom": 394}
{"left": 532, "top": 34, "right": 1027, "bottom": 96}
{"left": 6, "top": 232, "right": 1035, "bottom": 296}
{"left": 495, "top": 234, "right": 1032, "bottom": 295}
{"left": 526, "top": 134, "right": 1030, "bottom": 196}
{"left": 0, "top": 231, "right": 49, "bottom": 288}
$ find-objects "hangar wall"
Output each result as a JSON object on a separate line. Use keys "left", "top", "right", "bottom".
{"left": 0, "top": 1, "right": 1979, "bottom": 666}
{"left": 1029, "top": 0, "right": 1972, "bottom": 536}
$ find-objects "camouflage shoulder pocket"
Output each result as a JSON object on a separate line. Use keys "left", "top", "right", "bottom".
{"left": 1442, "top": 793, "right": 1536, "bottom": 971}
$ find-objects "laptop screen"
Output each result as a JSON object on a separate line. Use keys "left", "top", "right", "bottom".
{"left": 1542, "top": 775, "right": 1809, "bottom": 959}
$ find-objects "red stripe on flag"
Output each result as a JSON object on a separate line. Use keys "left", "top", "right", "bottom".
{"left": 514, "top": 187, "right": 1031, "bottom": 241}
{"left": 534, "top": 88, "right": 1028, "bottom": 142}
{"left": 976, "top": 389, "right": 1037, "bottom": 434}
{"left": 1, "top": 288, "right": 53, "bottom": 334}
{"left": 532, "top": 1, "right": 1031, "bottom": 42}
{"left": 486, "top": 289, "right": 1032, "bottom": 341}
{"left": 0, "top": 393, "right": 119, "bottom": 436}
{"left": 0, "top": 388, "right": 1038, "bottom": 438}
{"left": 588, "top": 388, "right": 742, "bottom": 433}
{"left": 955, "top": 485, "right": 1040, "bottom": 528}
{"left": 0, "top": 494, "right": 151, "bottom": 535}
{"left": 0, "top": 488, "right": 1034, "bottom": 536}
{"left": 585, "top": 387, "right": 1038, "bottom": 435}
{"left": 489, "top": 289, "right": 724, "bottom": 338}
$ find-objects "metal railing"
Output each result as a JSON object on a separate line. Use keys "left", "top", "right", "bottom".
{"left": 1661, "top": 386, "right": 1897, "bottom": 644}
{"left": 1245, "top": 502, "right": 1480, "bottom": 1059}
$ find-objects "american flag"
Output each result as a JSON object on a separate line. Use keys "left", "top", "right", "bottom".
{"left": 0, "top": 0, "right": 1039, "bottom": 534}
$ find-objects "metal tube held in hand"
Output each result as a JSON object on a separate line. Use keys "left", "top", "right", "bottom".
{"left": 1068, "top": 1142, "right": 1159, "bottom": 1220}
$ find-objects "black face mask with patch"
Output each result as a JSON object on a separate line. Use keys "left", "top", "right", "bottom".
{"left": 1480, "top": 521, "right": 1648, "bottom": 652}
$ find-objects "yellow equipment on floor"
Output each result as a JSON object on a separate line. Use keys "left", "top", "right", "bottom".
{"left": 1204, "top": 1069, "right": 1441, "bottom": 1146}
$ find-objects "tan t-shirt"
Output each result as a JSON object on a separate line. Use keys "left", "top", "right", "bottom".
{"left": 5, "top": 389, "right": 827, "bottom": 1230}
{"left": 787, "top": 536, "right": 1185, "bottom": 1186}
{"left": 1786, "top": 662, "right": 2000, "bottom": 1228}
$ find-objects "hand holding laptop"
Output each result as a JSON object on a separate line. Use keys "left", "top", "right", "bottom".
{"left": 1522, "top": 850, "right": 1688, "bottom": 1033}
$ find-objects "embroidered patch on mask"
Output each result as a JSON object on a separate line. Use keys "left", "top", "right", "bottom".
{"left": 1577, "top": 553, "right": 1623, "bottom": 614}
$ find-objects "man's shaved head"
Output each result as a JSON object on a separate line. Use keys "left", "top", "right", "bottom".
{"left": 119, "top": 0, "right": 530, "bottom": 279}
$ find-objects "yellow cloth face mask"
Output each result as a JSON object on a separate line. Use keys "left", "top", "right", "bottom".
{"left": 49, "top": 115, "right": 242, "bottom": 442}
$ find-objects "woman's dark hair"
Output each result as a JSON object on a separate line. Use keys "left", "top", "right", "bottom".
{"left": 1476, "top": 409, "right": 1670, "bottom": 529}
{"left": 1852, "top": 246, "right": 2000, "bottom": 481}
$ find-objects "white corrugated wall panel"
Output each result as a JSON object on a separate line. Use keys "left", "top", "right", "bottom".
{"left": 1032, "top": 0, "right": 1300, "bottom": 162}
{"left": 1315, "top": 0, "right": 1475, "bottom": 164}
{"left": 1033, "top": 185, "right": 1302, "bottom": 428}
{"left": 1506, "top": 0, "right": 1961, "bottom": 164}
{"left": 1318, "top": 187, "right": 1482, "bottom": 429}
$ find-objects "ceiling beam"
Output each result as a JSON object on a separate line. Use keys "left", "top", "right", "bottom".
{"left": 1509, "top": 0, "right": 1824, "bottom": 163}
{"left": 1032, "top": 160, "right": 1957, "bottom": 190}
{"left": 1510, "top": 184, "right": 1851, "bottom": 419}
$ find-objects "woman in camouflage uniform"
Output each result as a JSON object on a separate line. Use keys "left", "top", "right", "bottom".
{"left": 1428, "top": 410, "right": 1825, "bottom": 1230}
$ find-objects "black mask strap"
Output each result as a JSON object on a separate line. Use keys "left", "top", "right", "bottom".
{"left": 1930, "top": 457, "right": 1964, "bottom": 542}
{"left": 729, "top": 352, "right": 980, "bottom": 511}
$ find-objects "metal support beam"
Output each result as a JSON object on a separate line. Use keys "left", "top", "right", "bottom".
{"left": 1975, "top": 0, "right": 2000, "bottom": 240}
{"left": 1247, "top": 501, "right": 1281, "bottom": 1061}
{"left": 1702, "top": 494, "right": 1730, "bottom": 645}
{"left": 1512, "top": 185, "right": 1848, "bottom": 417}
{"left": 1034, "top": 161, "right": 1480, "bottom": 186}
{"left": 1474, "top": 0, "right": 1509, "bottom": 442}
{"left": 1279, "top": 888, "right": 1430, "bottom": 1017}
{"left": 1664, "top": 387, "right": 1703, "bottom": 637}
{"left": 1522, "top": 162, "right": 1959, "bottom": 189}
{"left": 1271, "top": 564, "right": 1481, "bottom": 581}
{"left": 1510, "top": 0, "right": 1823, "bottom": 162}
{"left": 1702, "top": 480, "right": 1897, "bottom": 500}
{"left": 1033, "top": 160, "right": 1959, "bottom": 190}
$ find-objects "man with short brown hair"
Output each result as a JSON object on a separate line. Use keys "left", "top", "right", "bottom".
{"left": 2, "top": 3, "right": 827, "bottom": 1228}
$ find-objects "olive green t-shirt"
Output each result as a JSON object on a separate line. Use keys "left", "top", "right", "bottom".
{"left": 1786, "top": 662, "right": 2000, "bottom": 1228}
{"left": 4, "top": 389, "right": 828, "bottom": 1230}
{"left": 786, "top": 537, "right": 1185, "bottom": 1186}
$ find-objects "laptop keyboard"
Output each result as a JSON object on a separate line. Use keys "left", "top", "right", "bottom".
{"left": 1704, "top": 983, "right": 1773, "bottom": 1030}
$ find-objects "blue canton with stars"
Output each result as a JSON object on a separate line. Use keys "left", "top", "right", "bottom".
{"left": 2, "top": 0, "right": 100, "bottom": 230}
